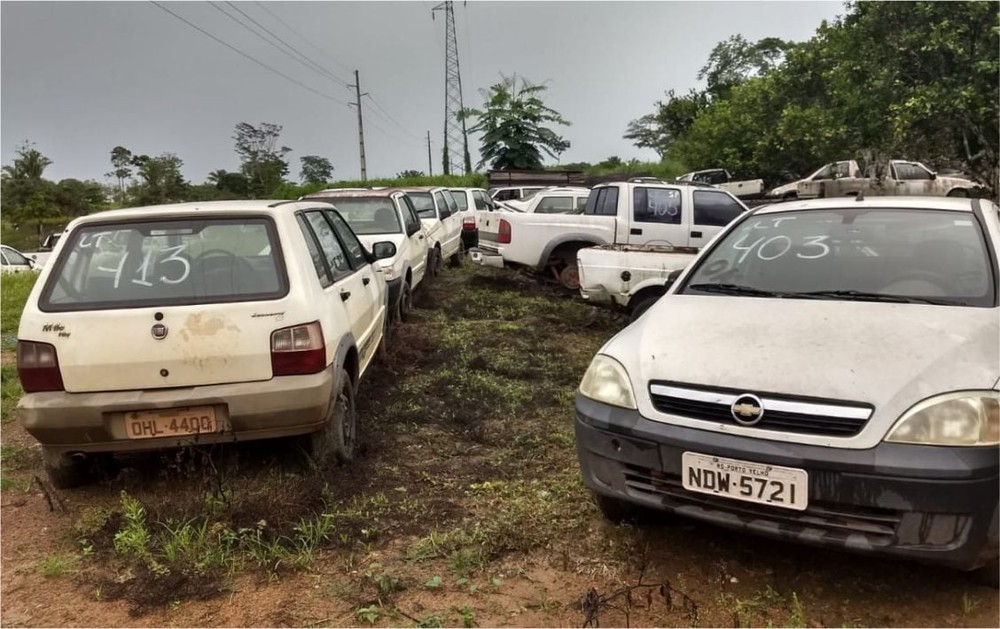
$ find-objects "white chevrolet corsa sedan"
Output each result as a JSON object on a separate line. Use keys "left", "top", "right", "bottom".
{"left": 575, "top": 196, "right": 999, "bottom": 585}
{"left": 17, "top": 201, "right": 395, "bottom": 488}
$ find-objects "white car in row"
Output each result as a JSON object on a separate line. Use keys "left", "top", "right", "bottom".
{"left": 401, "top": 186, "right": 464, "bottom": 271}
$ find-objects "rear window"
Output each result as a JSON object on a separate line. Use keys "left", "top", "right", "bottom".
{"left": 40, "top": 217, "right": 287, "bottom": 311}
{"left": 325, "top": 198, "right": 402, "bottom": 235}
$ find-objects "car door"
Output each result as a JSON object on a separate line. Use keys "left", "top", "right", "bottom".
{"left": 397, "top": 195, "right": 428, "bottom": 286}
{"left": 892, "top": 162, "right": 934, "bottom": 195}
{"left": 325, "top": 210, "right": 385, "bottom": 370}
{"left": 433, "top": 190, "right": 461, "bottom": 257}
{"left": 300, "top": 210, "right": 374, "bottom": 358}
{"left": 627, "top": 185, "right": 689, "bottom": 247}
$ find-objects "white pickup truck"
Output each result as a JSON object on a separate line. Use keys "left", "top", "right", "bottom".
{"left": 678, "top": 169, "right": 765, "bottom": 199}
{"left": 577, "top": 244, "right": 698, "bottom": 320}
{"left": 471, "top": 180, "right": 746, "bottom": 289}
{"left": 806, "top": 160, "right": 984, "bottom": 198}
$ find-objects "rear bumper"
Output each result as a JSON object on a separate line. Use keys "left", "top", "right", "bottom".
{"left": 18, "top": 370, "right": 336, "bottom": 455}
{"left": 469, "top": 247, "right": 505, "bottom": 269}
{"left": 575, "top": 394, "right": 1000, "bottom": 571}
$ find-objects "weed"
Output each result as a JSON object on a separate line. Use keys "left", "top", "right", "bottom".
{"left": 457, "top": 605, "right": 476, "bottom": 628}
{"left": 113, "top": 492, "right": 150, "bottom": 559}
{"left": 417, "top": 612, "right": 444, "bottom": 628}
{"left": 365, "top": 562, "right": 405, "bottom": 595}
{"left": 39, "top": 553, "right": 73, "bottom": 578}
{"left": 1, "top": 364, "right": 24, "bottom": 425}
{"left": 0, "top": 444, "right": 37, "bottom": 470}
{"left": 425, "top": 575, "right": 443, "bottom": 589}
{"left": 788, "top": 592, "right": 807, "bottom": 627}
{"left": 0, "top": 474, "right": 32, "bottom": 492}
{"left": 356, "top": 604, "right": 381, "bottom": 624}
{"left": 961, "top": 591, "right": 979, "bottom": 615}
{"left": 449, "top": 547, "right": 488, "bottom": 577}
{"left": 1, "top": 271, "right": 36, "bottom": 338}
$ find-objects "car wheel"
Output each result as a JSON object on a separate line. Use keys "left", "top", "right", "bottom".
{"left": 377, "top": 310, "right": 391, "bottom": 363}
{"left": 310, "top": 367, "right": 357, "bottom": 464}
{"left": 41, "top": 447, "right": 93, "bottom": 489}
{"left": 947, "top": 188, "right": 970, "bottom": 198}
{"left": 971, "top": 557, "right": 999, "bottom": 588}
{"left": 449, "top": 242, "right": 464, "bottom": 267}
{"left": 396, "top": 279, "right": 413, "bottom": 322}
{"left": 557, "top": 261, "right": 581, "bottom": 291}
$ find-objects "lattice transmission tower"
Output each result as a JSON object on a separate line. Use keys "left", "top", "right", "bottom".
{"left": 432, "top": 1, "right": 471, "bottom": 175}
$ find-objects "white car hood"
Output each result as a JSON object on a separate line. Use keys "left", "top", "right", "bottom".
{"left": 608, "top": 295, "right": 999, "bottom": 448}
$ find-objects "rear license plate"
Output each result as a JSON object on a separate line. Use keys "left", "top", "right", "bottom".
{"left": 682, "top": 452, "right": 808, "bottom": 511}
{"left": 125, "top": 406, "right": 217, "bottom": 440}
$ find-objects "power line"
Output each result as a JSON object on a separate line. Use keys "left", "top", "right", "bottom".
{"left": 150, "top": 1, "right": 348, "bottom": 105}
{"left": 222, "top": 2, "right": 352, "bottom": 88}
{"left": 253, "top": 1, "right": 357, "bottom": 78}
{"left": 365, "top": 94, "right": 426, "bottom": 143}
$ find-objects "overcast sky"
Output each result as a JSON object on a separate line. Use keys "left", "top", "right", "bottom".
{"left": 1, "top": 1, "right": 844, "bottom": 185}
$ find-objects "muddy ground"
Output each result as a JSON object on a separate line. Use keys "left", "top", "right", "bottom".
{"left": 1, "top": 265, "right": 997, "bottom": 627}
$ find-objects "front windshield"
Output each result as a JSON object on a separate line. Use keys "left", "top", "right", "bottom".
{"left": 328, "top": 198, "right": 402, "bottom": 235}
{"left": 408, "top": 192, "right": 436, "bottom": 219}
{"left": 681, "top": 208, "right": 995, "bottom": 307}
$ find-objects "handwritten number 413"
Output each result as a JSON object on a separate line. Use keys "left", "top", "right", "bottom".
{"left": 97, "top": 245, "right": 191, "bottom": 289}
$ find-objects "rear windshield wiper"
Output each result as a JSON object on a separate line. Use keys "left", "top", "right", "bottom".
{"left": 789, "top": 290, "right": 961, "bottom": 305}
{"left": 685, "top": 283, "right": 783, "bottom": 297}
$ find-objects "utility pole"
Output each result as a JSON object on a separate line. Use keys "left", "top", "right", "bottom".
{"left": 426, "top": 130, "right": 433, "bottom": 176}
{"left": 431, "top": 1, "right": 470, "bottom": 175}
{"left": 348, "top": 69, "right": 369, "bottom": 182}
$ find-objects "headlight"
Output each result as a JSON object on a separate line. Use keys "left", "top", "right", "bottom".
{"left": 380, "top": 263, "right": 396, "bottom": 281}
{"left": 885, "top": 392, "right": 999, "bottom": 446}
{"left": 579, "top": 354, "right": 637, "bottom": 410}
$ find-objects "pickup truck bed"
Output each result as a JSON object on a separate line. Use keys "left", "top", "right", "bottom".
{"left": 578, "top": 244, "right": 699, "bottom": 317}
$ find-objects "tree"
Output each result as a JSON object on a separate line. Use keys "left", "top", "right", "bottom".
{"left": 624, "top": 89, "right": 709, "bottom": 158}
{"left": 459, "top": 75, "right": 571, "bottom": 170}
{"left": 396, "top": 170, "right": 425, "bottom": 179}
{"left": 130, "top": 153, "right": 188, "bottom": 206}
{"left": 698, "top": 35, "right": 791, "bottom": 100}
{"left": 2, "top": 141, "right": 52, "bottom": 180}
{"left": 106, "top": 146, "right": 134, "bottom": 202}
{"left": 1, "top": 142, "right": 58, "bottom": 228}
{"left": 233, "top": 122, "right": 291, "bottom": 198}
{"left": 207, "top": 169, "right": 250, "bottom": 198}
{"left": 54, "top": 179, "right": 108, "bottom": 217}
{"left": 299, "top": 155, "right": 334, "bottom": 185}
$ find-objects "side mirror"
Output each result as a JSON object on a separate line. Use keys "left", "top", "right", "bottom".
{"left": 406, "top": 223, "right": 421, "bottom": 237}
{"left": 372, "top": 242, "right": 397, "bottom": 260}
{"left": 664, "top": 268, "right": 683, "bottom": 291}
{"left": 930, "top": 172, "right": 937, "bottom": 180}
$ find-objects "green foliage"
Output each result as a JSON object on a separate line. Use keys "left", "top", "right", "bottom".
{"left": 130, "top": 153, "right": 188, "bottom": 206}
{"left": 39, "top": 553, "right": 73, "bottom": 578}
{"left": 396, "top": 169, "right": 425, "bottom": 179}
{"left": 274, "top": 172, "right": 487, "bottom": 200}
{"left": 234, "top": 122, "right": 291, "bottom": 198}
{"left": 1, "top": 270, "right": 36, "bottom": 340}
{"left": 627, "top": 2, "right": 1000, "bottom": 194}
{"left": 460, "top": 74, "right": 571, "bottom": 170}
{"left": 355, "top": 604, "right": 382, "bottom": 624}
{"left": 299, "top": 155, "right": 334, "bottom": 185}
{"left": 114, "top": 491, "right": 151, "bottom": 559}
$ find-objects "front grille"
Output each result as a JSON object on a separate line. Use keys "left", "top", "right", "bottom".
{"left": 649, "top": 382, "right": 873, "bottom": 437}
{"left": 623, "top": 464, "right": 901, "bottom": 544}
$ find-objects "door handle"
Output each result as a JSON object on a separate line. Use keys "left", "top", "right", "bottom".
{"left": 340, "top": 291, "right": 351, "bottom": 301}
{"left": 362, "top": 277, "right": 370, "bottom": 286}
{"left": 418, "top": 234, "right": 425, "bottom": 240}
{"left": 691, "top": 231, "right": 703, "bottom": 238}
{"left": 630, "top": 228, "right": 643, "bottom": 235}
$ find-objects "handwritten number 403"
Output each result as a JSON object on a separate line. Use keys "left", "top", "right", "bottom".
{"left": 731, "top": 234, "right": 831, "bottom": 263}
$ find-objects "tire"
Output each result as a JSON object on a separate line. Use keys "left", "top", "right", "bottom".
{"left": 449, "top": 241, "right": 464, "bottom": 267}
{"left": 395, "top": 279, "right": 413, "bottom": 322}
{"left": 947, "top": 188, "right": 970, "bottom": 198}
{"left": 593, "top": 492, "right": 644, "bottom": 523}
{"left": 971, "top": 557, "right": 1000, "bottom": 588}
{"left": 628, "top": 294, "right": 660, "bottom": 323}
{"left": 557, "top": 260, "right": 581, "bottom": 291}
{"left": 428, "top": 248, "right": 442, "bottom": 278}
{"left": 376, "top": 310, "right": 391, "bottom": 363}
{"left": 41, "top": 447, "right": 93, "bottom": 489}
{"left": 781, "top": 192, "right": 797, "bottom": 202}
{"left": 309, "top": 367, "right": 357, "bottom": 464}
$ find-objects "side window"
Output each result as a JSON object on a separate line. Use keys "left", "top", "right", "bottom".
{"left": 597, "top": 187, "right": 619, "bottom": 216}
{"left": 814, "top": 164, "right": 834, "bottom": 180}
{"left": 450, "top": 191, "right": 468, "bottom": 211}
{"left": 574, "top": 195, "right": 589, "bottom": 211}
{"left": 583, "top": 188, "right": 604, "bottom": 215}
{"left": 895, "top": 163, "right": 932, "bottom": 180}
{"left": 472, "top": 191, "right": 488, "bottom": 211}
{"left": 324, "top": 210, "right": 368, "bottom": 269}
{"left": 4, "top": 248, "right": 28, "bottom": 265}
{"left": 633, "top": 187, "right": 681, "bottom": 224}
{"left": 535, "top": 196, "right": 574, "bottom": 214}
{"left": 399, "top": 196, "right": 421, "bottom": 235}
{"left": 432, "top": 191, "right": 449, "bottom": 219}
{"left": 303, "top": 211, "right": 351, "bottom": 279}
{"left": 693, "top": 190, "right": 745, "bottom": 226}
{"left": 296, "top": 215, "right": 332, "bottom": 287}
{"left": 0, "top": 252, "right": 9, "bottom": 266}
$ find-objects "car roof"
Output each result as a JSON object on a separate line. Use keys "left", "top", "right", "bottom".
{"left": 67, "top": 200, "right": 331, "bottom": 224}
{"left": 302, "top": 188, "right": 401, "bottom": 199}
{"left": 753, "top": 196, "right": 979, "bottom": 215}
{"left": 397, "top": 186, "right": 445, "bottom": 192}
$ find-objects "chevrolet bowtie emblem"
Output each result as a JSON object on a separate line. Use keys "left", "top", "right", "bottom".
{"left": 733, "top": 403, "right": 761, "bottom": 417}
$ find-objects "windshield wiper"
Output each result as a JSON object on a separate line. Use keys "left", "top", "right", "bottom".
{"left": 789, "top": 290, "right": 960, "bottom": 305}
{"left": 685, "top": 283, "right": 783, "bottom": 297}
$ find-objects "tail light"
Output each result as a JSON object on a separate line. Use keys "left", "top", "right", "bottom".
{"left": 271, "top": 322, "right": 326, "bottom": 376}
{"left": 462, "top": 217, "right": 476, "bottom": 230}
{"left": 498, "top": 219, "right": 512, "bottom": 244}
{"left": 17, "top": 341, "right": 65, "bottom": 392}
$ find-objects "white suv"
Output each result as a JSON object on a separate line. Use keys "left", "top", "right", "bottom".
{"left": 302, "top": 189, "right": 430, "bottom": 320}
{"left": 17, "top": 200, "right": 395, "bottom": 487}
{"left": 400, "top": 187, "right": 464, "bottom": 271}
{"left": 498, "top": 187, "right": 591, "bottom": 214}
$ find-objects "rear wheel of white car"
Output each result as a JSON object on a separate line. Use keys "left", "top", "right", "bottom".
{"left": 42, "top": 447, "right": 93, "bottom": 489}
{"left": 310, "top": 368, "right": 356, "bottom": 464}
{"left": 396, "top": 279, "right": 413, "bottom": 322}
{"left": 449, "top": 242, "right": 464, "bottom": 267}
{"left": 557, "top": 261, "right": 581, "bottom": 291}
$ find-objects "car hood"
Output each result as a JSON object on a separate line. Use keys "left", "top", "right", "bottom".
{"left": 767, "top": 180, "right": 801, "bottom": 197}
{"left": 607, "top": 295, "right": 999, "bottom": 448}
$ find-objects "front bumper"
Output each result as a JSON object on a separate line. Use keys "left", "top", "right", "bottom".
{"left": 19, "top": 370, "right": 336, "bottom": 456}
{"left": 469, "top": 247, "right": 505, "bottom": 269}
{"left": 575, "top": 394, "right": 999, "bottom": 571}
